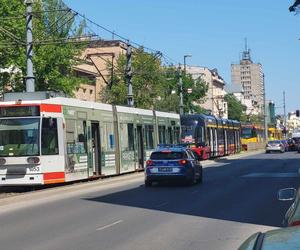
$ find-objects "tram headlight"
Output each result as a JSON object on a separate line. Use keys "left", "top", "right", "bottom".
{"left": 0, "top": 158, "right": 6, "bottom": 165}
{"left": 27, "top": 157, "right": 40, "bottom": 164}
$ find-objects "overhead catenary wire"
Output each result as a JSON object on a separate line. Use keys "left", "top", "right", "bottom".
{"left": 1, "top": 5, "right": 181, "bottom": 82}
{"left": 0, "top": 26, "right": 25, "bottom": 45}
{"left": 66, "top": 6, "right": 179, "bottom": 64}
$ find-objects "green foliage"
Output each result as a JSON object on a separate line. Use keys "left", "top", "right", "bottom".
{"left": 225, "top": 93, "right": 247, "bottom": 121}
{"left": 0, "top": 0, "right": 85, "bottom": 95}
{"left": 102, "top": 48, "right": 166, "bottom": 109}
{"left": 102, "top": 49, "right": 208, "bottom": 113}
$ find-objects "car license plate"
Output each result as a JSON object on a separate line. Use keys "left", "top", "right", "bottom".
{"left": 158, "top": 167, "right": 172, "bottom": 172}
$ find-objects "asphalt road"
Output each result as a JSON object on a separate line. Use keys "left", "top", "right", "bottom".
{"left": 0, "top": 151, "right": 299, "bottom": 250}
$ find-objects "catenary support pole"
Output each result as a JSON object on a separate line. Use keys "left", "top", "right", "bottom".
{"left": 283, "top": 90, "right": 286, "bottom": 137}
{"left": 263, "top": 74, "right": 268, "bottom": 140}
{"left": 126, "top": 44, "right": 133, "bottom": 107}
{"left": 178, "top": 65, "right": 184, "bottom": 115}
{"left": 25, "top": 0, "right": 35, "bottom": 92}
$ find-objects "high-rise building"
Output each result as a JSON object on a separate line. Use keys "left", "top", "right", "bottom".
{"left": 231, "top": 44, "right": 264, "bottom": 113}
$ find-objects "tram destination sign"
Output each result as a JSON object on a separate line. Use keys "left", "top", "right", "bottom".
{"left": 0, "top": 106, "right": 40, "bottom": 117}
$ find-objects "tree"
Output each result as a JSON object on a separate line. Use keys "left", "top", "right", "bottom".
{"left": 101, "top": 47, "right": 165, "bottom": 108}
{"left": 101, "top": 49, "right": 208, "bottom": 112}
{"left": 224, "top": 94, "right": 246, "bottom": 121}
{"left": 0, "top": 0, "right": 85, "bottom": 95}
{"left": 289, "top": 0, "right": 300, "bottom": 12}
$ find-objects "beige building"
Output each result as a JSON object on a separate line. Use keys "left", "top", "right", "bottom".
{"left": 287, "top": 112, "right": 300, "bottom": 135}
{"left": 185, "top": 66, "right": 228, "bottom": 119}
{"left": 231, "top": 48, "right": 264, "bottom": 113}
{"left": 73, "top": 40, "right": 128, "bottom": 102}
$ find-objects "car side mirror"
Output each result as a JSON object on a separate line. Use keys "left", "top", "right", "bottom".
{"left": 278, "top": 188, "right": 297, "bottom": 201}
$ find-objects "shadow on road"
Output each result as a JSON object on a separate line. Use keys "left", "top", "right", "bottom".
{"left": 83, "top": 153, "right": 300, "bottom": 227}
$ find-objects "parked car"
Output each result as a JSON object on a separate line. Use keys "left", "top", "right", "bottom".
{"left": 287, "top": 138, "right": 296, "bottom": 151}
{"left": 265, "top": 140, "right": 285, "bottom": 153}
{"left": 145, "top": 145, "right": 203, "bottom": 186}
{"left": 278, "top": 187, "right": 300, "bottom": 227}
{"left": 292, "top": 137, "right": 300, "bottom": 150}
{"left": 238, "top": 225, "right": 300, "bottom": 250}
{"left": 281, "top": 139, "right": 289, "bottom": 152}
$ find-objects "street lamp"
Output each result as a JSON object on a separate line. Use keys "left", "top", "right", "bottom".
{"left": 183, "top": 55, "right": 192, "bottom": 74}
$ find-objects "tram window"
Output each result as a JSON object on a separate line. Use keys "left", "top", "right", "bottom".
{"left": 217, "top": 128, "right": 224, "bottom": 145}
{"left": 66, "top": 119, "right": 76, "bottom": 143}
{"left": 66, "top": 119, "right": 86, "bottom": 154}
{"left": 145, "top": 125, "right": 154, "bottom": 149}
{"left": 128, "top": 123, "right": 134, "bottom": 150}
{"left": 77, "top": 120, "right": 87, "bottom": 153}
{"left": 100, "top": 122, "right": 114, "bottom": 151}
{"left": 120, "top": 123, "right": 135, "bottom": 151}
{"left": 195, "top": 126, "right": 205, "bottom": 144}
{"left": 207, "top": 128, "right": 211, "bottom": 146}
{"left": 42, "top": 118, "right": 59, "bottom": 155}
{"left": 158, "top": 125, "right": 166, "bottom": 144}
{"left": 120, "top": 123, "right": 128, "bottom": 151}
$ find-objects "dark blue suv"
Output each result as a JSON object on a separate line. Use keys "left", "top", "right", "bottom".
{"left": 145, "top": 145, "right": 203, "bottom": 186}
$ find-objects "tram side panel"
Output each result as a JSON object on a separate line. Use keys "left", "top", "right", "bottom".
{"left": 63, "top": 108, "right": 90, "bottom": 182}
{"left": 63, "top": 105, "right": 117, "bottom": 181}
{"left": 116, "top": 110, "right": 138, "bottom": 174}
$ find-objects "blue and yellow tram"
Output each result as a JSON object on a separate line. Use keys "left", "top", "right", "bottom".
{"left": 180, "top": 114, "right": 241, "bottom": 159}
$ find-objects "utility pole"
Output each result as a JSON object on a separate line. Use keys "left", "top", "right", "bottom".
{"left": 283, "top": 90, "right": 287, "bottom": 137}
{"left": 178, "top": 65, "right": 184, "bottom": 115}
{"left": 263, "top": 74, "right": 268, "bottom": 141}
{"left": 126, "top": 44, "right": 134, "bottom": 107}
{"left": 25, "top": 0, "right": 35, "bottom": 92}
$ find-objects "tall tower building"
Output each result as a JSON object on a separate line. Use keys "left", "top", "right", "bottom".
{"left": 231, "top": 42, "right": 264, "bottom": 112}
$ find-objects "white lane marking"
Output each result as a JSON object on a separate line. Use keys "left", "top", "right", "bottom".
{"left": 191, "top": 190, "right": 199, "bottom": 194}
{"left": 155, "top": 202, "right": 169, "bottom": 208}
{"left": 96, "top": 220, "right": 123, "bottom": 231}
{"left": 242, "top": 173, "right": 299, "bottom": 178}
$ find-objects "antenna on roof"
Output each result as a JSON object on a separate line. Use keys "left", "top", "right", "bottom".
{"left": 242, "top": 37, "right": 251, "bottom": 62}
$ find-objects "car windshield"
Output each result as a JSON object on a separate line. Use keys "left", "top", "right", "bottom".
{"left": 268, "top": 140, "right": 281, "bottom": 145}
{"left": 0, "top": 118, "right": 40, "bottom": 157}
{"left": 151, "top": 151, "right": 184, "bottom": 160}
{"left": 293, "top": 137, "right": 300, "bottom": 143}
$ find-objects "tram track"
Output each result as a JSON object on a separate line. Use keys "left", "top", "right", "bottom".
{"left": 0, "top": 150, "right": 263, "bottom": 200}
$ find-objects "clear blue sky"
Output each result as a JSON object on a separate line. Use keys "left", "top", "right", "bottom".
{"left": 64, "top": 0, "right": 300, "bottom": 114}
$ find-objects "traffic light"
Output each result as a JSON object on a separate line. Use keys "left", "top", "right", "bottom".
{"left": 296, "top": 110, "right": 300, "bottom": 117}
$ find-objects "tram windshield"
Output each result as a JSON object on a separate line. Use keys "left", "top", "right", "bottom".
{"left": 241, "top": 127, "right": 256, "bottom": 139}
{"left": 181, "top": 118, "right": 203, "bottom": 143}
{"left": 0, "top": 118, "right": 40, "bottom": 157}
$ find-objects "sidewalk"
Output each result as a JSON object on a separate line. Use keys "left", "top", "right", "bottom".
{"left": 202, "top": 149, "right": 265, "bottom": 167}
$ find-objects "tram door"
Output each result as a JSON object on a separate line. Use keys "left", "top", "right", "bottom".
{"left": 91, "top": 122, "right": 101, "bottom": 176}
{"left": 224, "top": 130, "right": 228, "bottom": 155}
{"left": 136, "top": 125, "right": 144, "bottom": 169}
{"left": 168, "top": 127, "right": 173, "bottom": 144}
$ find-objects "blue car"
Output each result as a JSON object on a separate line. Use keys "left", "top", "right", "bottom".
{"left": 145, "top": 145, "right": 203, "bottom": 186}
